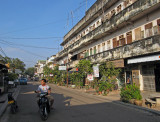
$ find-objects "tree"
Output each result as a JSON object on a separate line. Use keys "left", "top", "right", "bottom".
{"left": 76, "top": 59, "right": 93, "bottom": 86}
{"left": 25, "top": 67, "right": 35, "bottom": 77}
{"left": 3, "top": 57, "right": 26, "bottom": 72}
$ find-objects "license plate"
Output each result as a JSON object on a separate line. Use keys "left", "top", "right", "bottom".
{"left": 8, "top": 100, "right": 14, "bottom": 104}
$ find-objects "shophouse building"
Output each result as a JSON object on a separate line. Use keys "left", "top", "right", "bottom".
{"left": 55, "top": 0, "right": 160, "bottom": 92}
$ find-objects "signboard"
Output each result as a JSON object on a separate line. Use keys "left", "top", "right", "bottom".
{"left": 109, "top": 59, "right": 124, "bottom": 68}
{"left": 59, "top": 66, "right": 67, "bottom": 71}
{"left": 93, "top": 65, "right": 99, "bottom": 77}
{"left": 15, "top": 69, "right": 22, "bottom": 74}
{"left": 8, "top": 81, "right": 14, "bottom": 85}
{"left": 87, "top": 74, "right": 94, "bottom": 81}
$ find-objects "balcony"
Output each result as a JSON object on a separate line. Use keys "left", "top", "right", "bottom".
{"left": 85, "top": 35, "right": 160, "bottom": 63}
{"left": 62, "top": 0, "right": 119, "bottom": 45}
{"left": 56, "top": 0, "right": 160, "bottom": 61}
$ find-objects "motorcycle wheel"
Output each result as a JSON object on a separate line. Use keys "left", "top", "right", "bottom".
{"left": 11, "top": 104, "right": 16, "bottom": 114}
{"left": 40, "top": 106, "right": 48, "bottom": 121}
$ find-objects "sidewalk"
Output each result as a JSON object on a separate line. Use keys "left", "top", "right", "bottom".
{"left": 55, "top": 84, "right": 160, "bottom": 115}
{"left": 0, "top": 85, "right": 21, "bottom": 117}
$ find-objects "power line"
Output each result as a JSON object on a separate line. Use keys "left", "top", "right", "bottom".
{"left": 0, "top": 40, "right": 58, "bottom": 50}
{"left": 0, "top": 42, "right": 47, "bottom": 58}
{"left": 0, "top": 36, "right": 62, "bottom": 40}
{"left": 0, "top": 46, "right": 7, "bottom": 57}
{"left": 0, "top": 16, "right": 78, "bottom": 36}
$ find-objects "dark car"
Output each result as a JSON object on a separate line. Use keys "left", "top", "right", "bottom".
{"left": 19, "top": 78, "right": 28, "bottom": 85}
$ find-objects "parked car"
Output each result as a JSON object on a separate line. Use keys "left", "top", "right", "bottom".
{"left": 19, "top": 78, "right": 28, "bottom": 85}
{"left": 14, "top": 79, "right": 19, "bottom": 87}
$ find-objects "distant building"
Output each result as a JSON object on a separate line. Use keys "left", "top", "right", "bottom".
{"left": 35, "top": 60, "right": 46, "bottom": 78}
{"left": 46, "top": 55, "right": 56, "bottom": 69}
{"left": 55, "top": 0, "right": 160, "bottom": 92}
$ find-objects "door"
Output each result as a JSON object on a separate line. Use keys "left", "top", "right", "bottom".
{"left": 132, "top": 70, "right": 140, "bottom": 86}
{"left": 155, "top": 65, "right": 160, "bottom": 92}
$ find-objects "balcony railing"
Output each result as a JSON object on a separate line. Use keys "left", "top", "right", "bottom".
{"left": 85, "top": 35, "right": 160, "bottom": 63}
{"left": 55, "top": 0, "right": 160, "bottom": 60}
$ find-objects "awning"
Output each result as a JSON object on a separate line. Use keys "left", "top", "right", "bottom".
{"left": 127, "top": 54, "right": 160, "bottom": 64}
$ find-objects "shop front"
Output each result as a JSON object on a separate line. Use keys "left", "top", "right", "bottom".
{"left": 126, "top": 54, "right": 160, "bottom": 92}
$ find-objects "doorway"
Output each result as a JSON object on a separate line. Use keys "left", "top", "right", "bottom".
{"left": 155, "top": 65, "right": 160, "bottom": 92}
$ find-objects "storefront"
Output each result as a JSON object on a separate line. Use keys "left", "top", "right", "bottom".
{"left": 126, "top": 54, "right": 160, "bottom": 92}
{"left": 0, "top": 63, "right": 8, "bottom": 94}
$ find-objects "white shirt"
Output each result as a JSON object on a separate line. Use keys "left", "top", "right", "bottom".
{"left": 37, "top": 85, "right": 50, "bottom": 93}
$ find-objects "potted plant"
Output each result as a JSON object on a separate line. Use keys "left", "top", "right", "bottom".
{"left": 120, "top": 84, "right": 142, "bottom": 106}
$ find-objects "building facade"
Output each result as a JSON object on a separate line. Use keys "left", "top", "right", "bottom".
{"left": 35, "top": 60, "right": 46, "bottom": 78}
{"left": 55, "top": 0, "right": 160, "bottom": 92}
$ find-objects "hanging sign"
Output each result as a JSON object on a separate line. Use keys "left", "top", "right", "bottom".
{"left": 93, "top": 65, "right": 99, "bottom": 77}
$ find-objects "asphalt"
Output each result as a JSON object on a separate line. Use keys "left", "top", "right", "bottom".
{"left": 1, "top": 81, "right": 160, "bottom": 122}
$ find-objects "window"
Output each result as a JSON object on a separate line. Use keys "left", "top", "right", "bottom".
{"left": 126, "top": 31, "right": 132, "bottom": 44}
{"left": 90, "top": 48, "right": 92, "bottom": 55}
{"left": 93, "top": 24, "right": 95, "bottom": 30}
{"left": 135, "top": 27, "right": 141, "bottom": 40}
{"left": 98, "top": 45, "right": 101, "bottom": 53}
{"left": 102, "top": 43, "right": 105, "bottom": 51}
{"left": 94, "top": 46, "right": 96, "bottom": 54}
{"left": 119, "top": 35, "right": 126, "bottom": 46}
{"left": 113, "top": 38, "right": 117, "bottom": 48}
{"left": 157, "top": 19, "right": 160, "bottom": 34}
{"left": 107, "top": 40, "right": 111, "bottom": 50}
{"left": 111, "top": 9, "right": 115, "bottom": 17}
{"left": 141, "top": 31, "right": 144, "bottom": 39}
{"left": 117, "top": 4, "right": 122, "bottom": 13}
{"left": 145, "top": 22, "right": 153, "bottom": 37}
{"left": 153, "top": 26, "right": 158, "bottom": 35}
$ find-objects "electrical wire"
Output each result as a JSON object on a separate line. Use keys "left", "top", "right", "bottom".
{"left": 0, "top": 36, "right": 62, "bottom": 40}
{"left": 0, "top": 42, "right": 47, "bottom": 58}
{"left": 0, "top": 40, "right": 58, "bottom": 50}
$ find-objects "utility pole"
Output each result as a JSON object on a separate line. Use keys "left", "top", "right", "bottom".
{"left": 86, "top": 0, "right": 87, "bottom": 12}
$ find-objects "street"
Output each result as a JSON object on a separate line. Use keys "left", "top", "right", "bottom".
{"left": 1, "top": 81, "right": 160, "bottom": 122}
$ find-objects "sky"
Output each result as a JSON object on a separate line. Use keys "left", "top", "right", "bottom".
{"left": 0, "top": 0, "right": 96, "bottom": 68}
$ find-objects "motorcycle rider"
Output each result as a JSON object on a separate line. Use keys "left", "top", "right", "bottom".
{"left": 35, "top": 79, "right": 54, "bottom": 109}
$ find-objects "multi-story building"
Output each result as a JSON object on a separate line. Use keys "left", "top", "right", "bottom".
{"left": 35, "top": 60, "right": 46, "bottom": 78}
{"left": 46, "top": 55, "right": 56, "bottom": 69}
{"left": 55, "top": 0, "right": 160, "bottom": 92}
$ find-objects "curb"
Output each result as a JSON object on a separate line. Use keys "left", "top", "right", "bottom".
{"left": 114, "top": 101, "right": 160, "bottom": 116}
{"left": 0, "top": 85, "right": 21, "bottom": 117}
{"left": 55, "top": 84, "right": 160, "bottom": 116}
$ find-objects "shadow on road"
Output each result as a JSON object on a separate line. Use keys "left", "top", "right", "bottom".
{"left": 2, "top": 81, "right": 160, "bottom": 122}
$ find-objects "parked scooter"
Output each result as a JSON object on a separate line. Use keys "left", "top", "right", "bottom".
{"left": 8, "top": 92, "right": 18, "bottom": 114}
{"left": 35, "top": 91, "right": 50, "bottom": 121}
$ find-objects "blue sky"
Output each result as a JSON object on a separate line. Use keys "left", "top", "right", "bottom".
{"left": 0, "top": 0, "right": 96, "bottom": 68}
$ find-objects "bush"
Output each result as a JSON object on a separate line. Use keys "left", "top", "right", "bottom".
{"left": 120, "top": 84, "right": 142, "bottom": 102}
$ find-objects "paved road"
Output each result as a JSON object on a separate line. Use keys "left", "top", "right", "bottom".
{"left": 1, "top": 81, "right": 160, "bottom": 122}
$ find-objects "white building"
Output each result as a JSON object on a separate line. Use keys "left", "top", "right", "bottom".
{"left": 46, "top": 55, "right": 56, "bottom": 69}
{"left": 35, "top": 60, "right": 46, "bottom": 77}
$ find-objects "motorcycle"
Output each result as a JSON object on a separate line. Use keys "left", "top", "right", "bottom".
{"left": 8, "top": 92, "right": 18, "bottom": 114}
{"left": 35, "top": 91, "right": 50, "bottom": 121}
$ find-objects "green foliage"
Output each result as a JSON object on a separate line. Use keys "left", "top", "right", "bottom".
{"left": 4, "top": 57, "right": 25, "bottom": 72}
{"left": 8, "top": 73, "right": 18, "bottom": 81}
{"left": 120, "top": 84, "right": 142, "bottom": 102}
{"left": 77, "top": 59, "right": 93, "bottom": 78}
{"left": 98, "top": 62, "right": 121, "bottom": 95}
{"left": 99, "top": 62, "right": 121, "bottom": 78}
{"left": 25, "top": 67, "right": 35, "bottom": 77}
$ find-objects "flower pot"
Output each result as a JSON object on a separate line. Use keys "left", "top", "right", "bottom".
{"left": 98, "top": 91, "right": 102, "bottom": 95}
{"left": 71, "top": 85, "right": 76, "bottom": 89}
{"left": 129, "top": 99, "right": 135, "bottom": 104}
{"left": 134, "top": 100, "right": 143, "bottom": 106}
